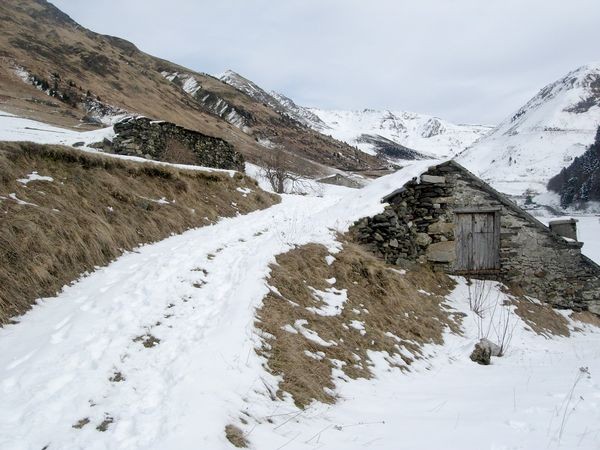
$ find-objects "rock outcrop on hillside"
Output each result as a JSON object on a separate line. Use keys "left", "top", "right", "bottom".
{"left": 0, "top": 0, "right": 385, "bottom": 176}
{"left": 548, "top": 127, "right": 600, "bottom": 208}
{"left": 110, "top": 117, "right": 245, "bottom": 171}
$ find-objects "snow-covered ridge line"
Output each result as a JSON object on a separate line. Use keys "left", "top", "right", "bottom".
{"left": 458, "top": 62, "right": 600, "bottom": 197}
{"left": 217, "top": 70, "right": 490, "bottom": 159}
{"left": 307, "top": 108, "right": 491, "bottom": 159}
{"left": 218, "top": 69, "right": 329, "bottom": 130}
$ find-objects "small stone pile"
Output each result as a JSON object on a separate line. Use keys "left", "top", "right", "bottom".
{"left": 108, "top": 117, "right": 245, "bottom": 171}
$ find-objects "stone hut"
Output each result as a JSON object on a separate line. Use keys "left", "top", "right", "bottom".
{"left": 353, "top": 160, "right": 600, "bottom": 314}
{"left": 105, "top": 117, "right": 245, "bottom": 171}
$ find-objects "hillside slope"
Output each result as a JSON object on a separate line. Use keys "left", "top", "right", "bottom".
{"left": 0, "top": 0, "right": 384, "bottom": 175}
{"left": 0, "top": 159, "right": 599, "bottom": 449}
{"left": 458, "top": 63, "right": 600, "bottom": 195}
{"left": 0, "top": 141, "right": 277, "bottom": 323}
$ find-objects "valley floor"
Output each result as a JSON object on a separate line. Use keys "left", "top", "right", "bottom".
{"left": 0, "top": 148, "right": 599, "bottom": 449}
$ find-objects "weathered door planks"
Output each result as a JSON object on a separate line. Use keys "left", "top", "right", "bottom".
{"left": 455, "top": 211, "right": 500, "bottom": 272}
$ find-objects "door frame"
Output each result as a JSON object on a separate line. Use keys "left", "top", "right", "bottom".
{"left": 453, "top": 207, "right": 501, "bottom": 274}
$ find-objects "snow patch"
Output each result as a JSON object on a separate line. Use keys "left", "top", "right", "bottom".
{"left": 294, "top": 320, "right": 336, "bottom": 347}
{"left": 306, "top": 286, "right": 348, "bottom": 317}
{"left": 17, "top": 172, "right": 54, "bottom": 185}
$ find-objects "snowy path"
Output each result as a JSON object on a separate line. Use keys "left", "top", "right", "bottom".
{"left": 0, "top": 162, "right": 436, "bottom": 450}
{"left": 0, "top": 194, "right": 336, "bottom": 449}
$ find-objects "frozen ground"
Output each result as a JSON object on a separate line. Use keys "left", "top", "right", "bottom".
{"left": 1, "top": 113, "right": 599, "bottom": 449}
{"left": 0, "top": 158, "right": 438, "bottom": 449}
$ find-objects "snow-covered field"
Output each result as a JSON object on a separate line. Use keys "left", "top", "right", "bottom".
{"left": 1, "top": 113, "right": 599, "bottom": 449}
{"left": 0, "top": 110, "right": 114, "bottom": 147}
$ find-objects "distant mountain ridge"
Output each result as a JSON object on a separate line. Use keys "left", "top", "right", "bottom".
{"left": 306, "top": 109, "right": 491, "bottom": 160}
{"left": 219, "top": 70, "right": 491, "bottom": 161}
{"left": 458, "top": 63, "right": 600, "bottom": 196}
{"left": 218, "top": 70, "right": 328, "bottom": 130}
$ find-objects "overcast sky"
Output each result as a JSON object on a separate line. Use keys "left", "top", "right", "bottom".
{"left": 52, "top": 0, "right": 600, "bottom": 125}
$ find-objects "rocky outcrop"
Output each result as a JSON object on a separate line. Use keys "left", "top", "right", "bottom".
{"left": 109, "top": 117, "right": 245, "bottom": 171}
{"left": 470, "top": 338, "right": 502, "bottom": 365}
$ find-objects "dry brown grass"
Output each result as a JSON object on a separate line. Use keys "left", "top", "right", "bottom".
{"left": 224, "top": 424, "right": 248, "bottom": 448}
{"left": 570, "top": 311, "right": 600, "bottom": 328}
{"left": 511, "top": 297, "right": 570, "bottom": 337}
{"left": 255, "top": 240, "right": 461, "bottom": 408}
{"left": 0, "top": 141, "right": 278, "bottom": 324}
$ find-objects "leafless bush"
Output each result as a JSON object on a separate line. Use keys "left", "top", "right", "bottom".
{"left": 260, "top": 150, "right": 296, "bottom": 193}
{"left": 467, "top": 278, "right": 517, "bottom": 355}
{"left": 485, "top": 297, "right": 517, "bottom": 356}
{"left": 467, "top": 278, "right": 495, "bottom": 317}
{"left": 548, "top": 366, "right": 592, "bottom": 446}
{"left": 261, "top": 150, "right": 317, "bottom": 194}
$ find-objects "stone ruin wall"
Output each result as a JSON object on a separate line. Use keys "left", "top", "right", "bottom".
{"left": 353, "top": 163, "right": 600, "bottom": 313}
{"left": 105, "top": 117, "right": 245, "bottom": 171}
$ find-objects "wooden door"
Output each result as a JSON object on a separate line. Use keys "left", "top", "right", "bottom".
{"left": 455, "top": 211, "right": 500, "bottom": 272}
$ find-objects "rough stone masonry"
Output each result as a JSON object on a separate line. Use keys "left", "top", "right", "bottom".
{"left": 105, "top": 117, "right": 245, "bottom": 171}
{"left": 352, "top": 160, "right": 600, "bottom": 314}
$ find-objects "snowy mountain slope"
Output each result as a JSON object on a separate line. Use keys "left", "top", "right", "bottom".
{"left": 219, "top": 70, "right": 328, "bottom": 130}
{"left": 308, "top": 108, "right": 492, "bottom": 159}
{"left": 1, "top": 161, "right": 599, "bottom": 448}
{"left": 458, "top": 63, "right": 600, "bottom": 196}
{"left": 219, "top": 71, "right": 491, "bottom": 161}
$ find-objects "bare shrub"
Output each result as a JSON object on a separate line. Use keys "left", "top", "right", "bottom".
{"left": 486, "top": 297, "right": 517, "bottom": 356}
{"left": 260, "top": 150, "right": 305, "bottom": 194}
{"left": 467, "top": 278, "right": 517, "bottom": 356}
{"left": 467, "top": 278, "right": 495, "bottom": 317}
{"left": 550, "top": 366, "right": 592, "bottom": 445}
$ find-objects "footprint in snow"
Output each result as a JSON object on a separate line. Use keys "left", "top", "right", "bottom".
{"left": 133, "top": 334, "right": 160, "bottom": 348}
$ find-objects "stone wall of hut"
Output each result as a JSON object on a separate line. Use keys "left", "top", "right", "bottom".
{"left": 353, "top": 162, "right": 600, "bottom": 313}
